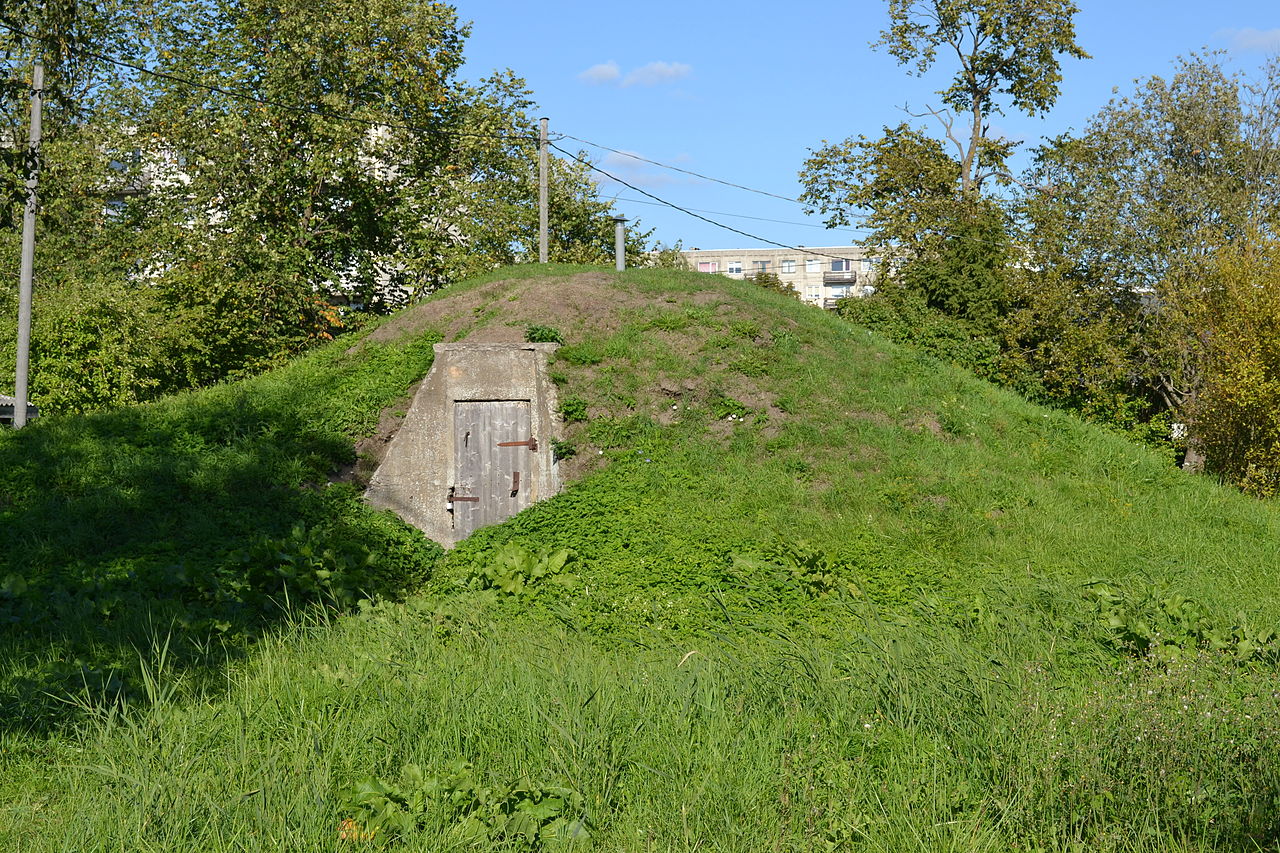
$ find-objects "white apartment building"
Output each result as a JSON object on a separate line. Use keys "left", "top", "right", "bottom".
{"left": 680, "top": 245, "right": 876, "bottom": 308}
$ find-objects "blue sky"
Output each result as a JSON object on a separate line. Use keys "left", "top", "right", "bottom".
{"left": 458, "top": 1, "right": 1280, "bottom": 251}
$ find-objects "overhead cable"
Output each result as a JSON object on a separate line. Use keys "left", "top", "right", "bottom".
{"left": 550, "top": 141, "right": 856, "bottom": 262}
{"left": 560, "top": 132, "right": 807, "bottom": 206}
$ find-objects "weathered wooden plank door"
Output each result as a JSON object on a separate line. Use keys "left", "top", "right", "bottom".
{"left": 452, "top": 400, "right": 533, "bottom": 537}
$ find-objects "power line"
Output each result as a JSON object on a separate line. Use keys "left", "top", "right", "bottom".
{"left": 550, "top": 141, "right": 856, "bottom": 262}
{"left": 560, "top": 131, "right": 807, "bottom": 206}
{"left": 611, "top": 193, "right": 871, "bottom": 236}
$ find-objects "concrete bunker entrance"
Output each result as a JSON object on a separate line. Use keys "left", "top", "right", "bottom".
{"left": 365, "top": 343, "right": 560, "bottom": 546}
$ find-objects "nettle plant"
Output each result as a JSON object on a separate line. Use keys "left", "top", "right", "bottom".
{"left": 1086, "top": 581, "right": 1280, "bottom": 664}
{"left": 466, "top": 542, "right": 578, "bottom": 597}
{"left": 338, "top": 761, "right": 590, "bottom": 847}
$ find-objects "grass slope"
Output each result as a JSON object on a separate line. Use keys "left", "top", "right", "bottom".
{"left": 3, "top": 264, "right": 1280, "bottom": 851}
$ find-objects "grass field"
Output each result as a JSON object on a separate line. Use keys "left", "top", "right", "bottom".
{"left": 3, "top": 265, "right": 1280, "bottom": 851}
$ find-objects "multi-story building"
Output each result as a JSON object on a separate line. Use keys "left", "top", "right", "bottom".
{"left": 680, "top": 245, "right": 876, "bottom": 308}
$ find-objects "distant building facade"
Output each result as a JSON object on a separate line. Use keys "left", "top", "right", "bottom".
{"left": 680, "top": 245, "right": 876, "bottom": 308}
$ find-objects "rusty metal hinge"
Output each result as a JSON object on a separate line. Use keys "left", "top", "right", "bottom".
{"left": 497, "top": 437, "right": 539, "bottom": 451}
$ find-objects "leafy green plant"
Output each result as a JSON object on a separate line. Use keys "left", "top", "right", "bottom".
{"left": 551, "top": 438, "right": 577, "bottom": 461}
{"left": 467, "top": 542, "right": 577, "bottom": 597}
{"left": 556, "top": 340, "right": 605, "bottom": 366}
{"left": 735, "top": 541, "right": 861, "bottom": 598}
{"left": 1086, "top": 581, "right": 1280, "bottom": 664}
{"left": 709, "top": 393, "right": 748, "bottom": 420}
{"left": 524, "top": 324, "right": 565, "bottom": 345}
{"left": 559, "top": 396, "right": 588, "bottom": 424}
{"left": 339, "top": 762, "right": 589, "bottom": 847}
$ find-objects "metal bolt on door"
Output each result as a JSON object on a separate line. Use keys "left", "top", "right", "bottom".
{"left": 452, "top": 400, "right": 534, "bottom": 536}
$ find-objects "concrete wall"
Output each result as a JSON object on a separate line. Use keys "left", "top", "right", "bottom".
{"left": 365, "top": 342, "right": 561, "bottom": 546}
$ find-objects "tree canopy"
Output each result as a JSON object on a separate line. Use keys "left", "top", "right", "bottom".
{"left": 0, "top": 0, "right": 642, "bottom": 414}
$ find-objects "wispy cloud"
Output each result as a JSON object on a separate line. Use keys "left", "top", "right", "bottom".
{"left": 578, "top": 60, "right": 620, "bottom": 84}
{"left": 596, "top": 150, "right": 702, "bottom": 190}
{"left": 577, "top": 60, "right": 692, "bottom": 88}
{"left": 622, "top": 61, "right": 692, "bottom": 87}
{"left": 1219, "top": 27, "right": 1280, "bottom": 52}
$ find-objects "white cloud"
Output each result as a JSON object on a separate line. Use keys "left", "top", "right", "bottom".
{"left": 599, "top": 150, "right": 681, "bottom": 188}
{"left": 578, "top": 60, "right": 620, "bottom": 84}
{"left": 622, "top": 61, "right": 692, "bottom": 87}
{"left": 1220, "top": 27, "right": 1280, "bottom": 52}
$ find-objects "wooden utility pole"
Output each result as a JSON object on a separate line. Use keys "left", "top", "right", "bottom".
{"left": 14, "top": 60, "right": 42, "bottom": 429}
{"left": 538, "top": 117, "right": 548, "bottom": 264}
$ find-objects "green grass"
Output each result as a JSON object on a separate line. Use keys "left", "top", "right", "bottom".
{"left": 3, "top": 264, "right": 1280, "bottom": 850}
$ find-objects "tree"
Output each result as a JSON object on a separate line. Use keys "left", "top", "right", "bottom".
{"left": 876, "top": 0, "right": 1088, "bottom": 197}
{"left": 800, "top": 1, "right": 1085, "bottom": 339}
{"left": 1013, "top": 54, "right": 1280, "bottom": 460}
{"left": 0, "top": 0, "right": 645, "bottom": 414}
{"left": 1192, "top": 234, "right": 1280, "bottom": 496}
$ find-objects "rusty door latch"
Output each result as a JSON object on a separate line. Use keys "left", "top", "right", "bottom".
{"left": 447, "top": 485, "right": 479, "bottom": 512}
{"left": 497, "top": 437, "right": 538, "bottom": 451}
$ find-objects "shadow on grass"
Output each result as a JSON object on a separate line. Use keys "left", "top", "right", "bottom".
{"left": 0, "top": 381, "right": 442, "bottom": 734}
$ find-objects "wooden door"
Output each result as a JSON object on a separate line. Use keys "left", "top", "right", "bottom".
{"left": 452, "top": 400, "right": 533, "bottom": 537}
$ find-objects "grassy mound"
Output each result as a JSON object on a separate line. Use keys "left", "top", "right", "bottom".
{"left": 3, "top": 264, "right": 1280, "bottom": 851}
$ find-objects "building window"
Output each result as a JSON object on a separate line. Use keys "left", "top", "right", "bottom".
{"left": 831, "top": 259, "right": 851, "bottom": 272}
{"left": 752, "top": 260, "right": 770, "bottom": 272}
{"left": 727, "top": 261, "right": 743, "bottom": 274}
{"left": 860, "top": 258, "right": 873, "bottom": 272}
{"left": 805, "top": 259, "right": 821, "bottom": 273}
{"left": 698, "top": 261, "right": 718, "bottom": 273}
{"left": 780, "top": 259, "right": 796, "bottom": 274}
{"left": 829, "top": 285, "right": 851, "bottom": 298}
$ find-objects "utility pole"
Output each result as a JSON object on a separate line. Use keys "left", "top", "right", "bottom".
{"left": 613, "top": 215, "right": 627, "bottom": 272}
{"left": 14, "top": 60, "right": 42, "bottom": 429}
{"left": 538, "top": 117, "right": 548, "bottom": 264}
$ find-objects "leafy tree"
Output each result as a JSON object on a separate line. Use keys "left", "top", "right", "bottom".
{"left": 1014, "top": 54, "right": 1280, "bottom": 461}
{"left": 748, "top": 269, "right": 799, "bottom": 299}
{"left": 800, "top": 1, "right": 1085, "bottom": 349}
{"left": 876, "top": 0, "right": 1089, "bottom": 196}
{"left": 1191, "top": 234, "right": 1280, "bottom": 496}
{"left": 0, "top": 0, "right": 644, "bottom": 415}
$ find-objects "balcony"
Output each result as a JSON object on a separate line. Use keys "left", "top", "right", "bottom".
{"left": 822, "top": 270, "right": 860, "bottom": 284}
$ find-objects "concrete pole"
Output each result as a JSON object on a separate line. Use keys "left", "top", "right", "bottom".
{"left": 613, "top": 215, "right": 627, "bottom": 272}
{"left": 538, "top": 117, "right": 549, "bottom": 264}
{"left": 14, "top": 61, "right": 42, "bottom": 429}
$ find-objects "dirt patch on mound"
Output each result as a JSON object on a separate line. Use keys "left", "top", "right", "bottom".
{"left": 360, "top": 271, "right": 711, "bottom": 348}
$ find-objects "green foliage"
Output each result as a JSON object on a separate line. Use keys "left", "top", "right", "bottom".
{"left": 1087, "top": 581, "right": 1280, "bottom": 664}
{"left": 735, "top": 541, "right": 862, "bottom": 599}
{"left": 550, "top": 438, "right": 577, "bottom": 462}
{"left": 525, "top": 324, "right": 566, "bottom": 345}
{"left": 1192, "top": 235, "right": 1280, "bottom": 495}
{"left": 747, "top": 270, "right": 799, "bottom": 299}
{"left": 556, "top": 341, "right": 606, "bottom": 366}
{"left": 838, "top": 291, "right": 1001, "bottom": 378}
{"left": 558, "top": 395, "right": 588, "bottom": 424}
{"left": 708, "top": 393, "right": 748, "bottom": 420}
{"left": 1017, "top": 54, "right": 1280, "bottom": 453}
{"left": 465, "top": 542, "right": 577, "bottom": 597}
{"left": 339, "top": 762, "right": 589, "bottom": 847}
{"left": 644, "top": 240, "right": 691, "bottom": 270}
{"left": 876, "top": 0, "right": 1089, "bottom": 193}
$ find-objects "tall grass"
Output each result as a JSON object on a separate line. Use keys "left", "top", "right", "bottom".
{"left": 4, "top": 265, "right": 1280, "bottom": 850}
